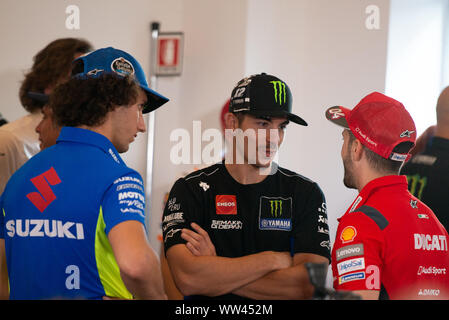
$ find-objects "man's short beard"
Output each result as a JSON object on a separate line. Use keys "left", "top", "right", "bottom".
{"left": 343, "top": 157, "right": 357, "bottom": 189}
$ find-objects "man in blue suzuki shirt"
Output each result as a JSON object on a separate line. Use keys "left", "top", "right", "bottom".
{"left": 0, "top": 47, "right": 169, "bottom": 300}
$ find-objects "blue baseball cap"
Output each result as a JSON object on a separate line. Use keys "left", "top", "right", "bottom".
{"left": 73, "top": 47, "right": 169, "bottom": 113}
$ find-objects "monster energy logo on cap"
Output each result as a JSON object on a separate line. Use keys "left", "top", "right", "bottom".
{"left": 229, "top": 73, "right": 308, "bottom": 126}
{"left": 270, "top": 81, "right": 286, "bottom": 105}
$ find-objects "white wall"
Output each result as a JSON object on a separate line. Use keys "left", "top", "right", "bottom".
{"left": 386, "top": 0, "right": 449, "bottom": 135}
{"left": 150, "top": 0, "right": 248, "bottom": 250}
{"left": 2, "top": 0, "right": 394, "bottom": 290}
{"left": 245, "top": 0, "right": 390, "bottom": 286}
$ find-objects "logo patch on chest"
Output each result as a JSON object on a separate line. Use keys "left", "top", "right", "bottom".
{"left": 215, "top": 195, "right": 237, "bottom": 215}
{"left": 258, "top": 196, "right": 292, "bottom": 231}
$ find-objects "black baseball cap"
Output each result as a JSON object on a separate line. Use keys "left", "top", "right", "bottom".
{"left": 229, "top": 73, "right": 307, "bottom": 126}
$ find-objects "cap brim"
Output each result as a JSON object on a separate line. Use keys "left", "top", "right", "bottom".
{"left": 27, "top": 92, "right": 49, "bottom": 103}
{"left": 141, "top": 86, "right": 169, "bottom": 114}
{"left": 244, "top": 109, "right": 308, "bottom": 126}
{"left": 325, "top": 106, "right": 350, "bottom": 128}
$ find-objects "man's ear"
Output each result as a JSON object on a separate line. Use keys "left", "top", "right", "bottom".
{"left": 224, "top": 112, "right": 238, "bottom": 130}
{"left": 351, "top": 138, "right": 364, "bottom": 162}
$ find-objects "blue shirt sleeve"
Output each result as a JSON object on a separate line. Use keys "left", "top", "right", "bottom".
{"left": 0, "top": 193, "right": 4, "bottom": 239}
{"left": 101, "top": 172, "right": 146, "bottom": 235}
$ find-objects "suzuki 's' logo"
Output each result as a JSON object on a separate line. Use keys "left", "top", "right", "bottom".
{"left": 269, "top": 199, "right": 283, "bottom": 217}
{"left": 269, "top": 81, "right": 286, "bottom": 105}
{"left": 26, "top": 167, "right": 61, "bottom": 213}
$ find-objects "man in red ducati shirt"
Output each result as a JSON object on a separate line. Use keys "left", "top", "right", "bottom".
{"left": 325, "top": 92, "right": 449, "bottom": 300}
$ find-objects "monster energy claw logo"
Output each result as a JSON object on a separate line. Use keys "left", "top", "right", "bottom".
{"left": 269, "top": 199, "right": 283, "bottom": 217}
{"left": 259, "top": 197, "right": 292, "bottom": 231}
{"left": 270, "top": 81, "right": 286, "bottom": 105}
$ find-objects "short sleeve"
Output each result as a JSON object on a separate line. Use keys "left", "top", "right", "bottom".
{"left": 292, "top": 183, "right": 331, "bottom": 262}
{"left": 101, "top": 172, "right": 146, "bottom": 235}
{"left": 332, "top": 211, "right": 384, "bottom": 292}
{"left": 162, "top": 178, "right": 199, "bottom": 254}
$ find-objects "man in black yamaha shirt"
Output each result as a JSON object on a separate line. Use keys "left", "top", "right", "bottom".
{"left": 163, "top": 73, "right": 330, "bottom": 300}
{"left": 401, "top": 86, "right": 449, "bottom": 231}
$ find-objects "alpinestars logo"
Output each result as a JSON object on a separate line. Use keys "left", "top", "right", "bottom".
{"left": 269, "top": 81, "right": 286, "bottom": 105}
{"left": 400, "top": 130, "right": 415, "bottom": 138}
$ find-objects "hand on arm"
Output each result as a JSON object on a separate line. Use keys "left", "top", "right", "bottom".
{"left": 181, "top": 223, "right": 216, "bottom": 256}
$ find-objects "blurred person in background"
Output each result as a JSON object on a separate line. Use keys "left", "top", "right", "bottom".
{"left": 0, "top": 38, "right": 93, "bottom": 194}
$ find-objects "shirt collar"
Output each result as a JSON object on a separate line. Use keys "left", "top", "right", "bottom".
{"left": 339, "top": 175, "right": 408, "bottom": 220}
{"left": 57, "top": 127, "right": 124, "bottom": 165}
{"left": 427, "top": 136, "right": 449, "bottom": 152}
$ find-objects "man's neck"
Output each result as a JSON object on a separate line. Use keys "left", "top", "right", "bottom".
{"left": 356, "top": 169, "right": 394, "bottom": 192}
{"left": 224, "top": 162, "right": 272, "bottom": 185}
{"left": 435, "top": 125, "right": 449, "bottom": 140}
{"left": 78, "top": 117, "right": 112, "bottom": 142}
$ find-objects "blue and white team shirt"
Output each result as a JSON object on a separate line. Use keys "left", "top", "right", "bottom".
{"left": 0, "top": 127, "right": 146, "bottom": 299}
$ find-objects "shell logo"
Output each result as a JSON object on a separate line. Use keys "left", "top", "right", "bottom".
{"left": 340, "top": 226, "right": 357, "bottom": 243}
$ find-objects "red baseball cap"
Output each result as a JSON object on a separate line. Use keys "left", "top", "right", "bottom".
{"left": 325, "top": 92, "right": 416, "bottom": 162}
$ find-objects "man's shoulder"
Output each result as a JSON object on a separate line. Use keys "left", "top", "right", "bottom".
{"left": 30, "top": 143, "right": 141, "bottom": 185}
{"left": 181, "top": 163, "right": 223, "bottom": 183}
{"left": 275, "top": 165, "right": 321, "bottom": 189}
{"left": 168, "top": 163, "right": 223, "bottom": 196}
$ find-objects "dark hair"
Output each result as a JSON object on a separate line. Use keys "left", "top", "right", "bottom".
{"left": 233, "top": 111, "right": 248, "bottom": 125}
{"left": 346, "top": 130, "right": 408, "bottom": 174}
{"left": 19, "top": 38, "right": 93, "bottom": 113}
{"left": 50, "top": 73, "right": 139, "bottom": 128}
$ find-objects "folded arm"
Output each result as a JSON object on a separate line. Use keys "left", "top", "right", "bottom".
{"left": 166, "top": 243, "right": 292, "bottom": 297}
{"left": 232, "top": 253, "right": 328, "bottom": 299}
{"left": 181, "top": 223, "right": 328, "bottom": 299}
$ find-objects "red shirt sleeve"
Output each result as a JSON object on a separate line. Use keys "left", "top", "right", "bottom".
{"left": 332, "top": 212, "right": 385, "bottom": 292}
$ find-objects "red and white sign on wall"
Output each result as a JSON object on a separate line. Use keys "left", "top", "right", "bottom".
{"left": 156, "top": 32, "right": 184, "bottom": 76}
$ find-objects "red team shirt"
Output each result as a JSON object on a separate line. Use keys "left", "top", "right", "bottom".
{"left": 332, "top": 175, "right": 449, "bottom": 299}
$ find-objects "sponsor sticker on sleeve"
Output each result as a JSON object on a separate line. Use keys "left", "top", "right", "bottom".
{"left": 340, "top": 226, "right": 357, "bottom": 243}
{"left": 114, "top": 176, "right": 145, "bottom": 219}
{"left": 338, "top": 272, "right": 366, "bottom": 285}
{"left": 337, "top": 257, "right": 365, "bottom": 276}
{"left": 336, "top": 243, "right": 365, "bottom": 261}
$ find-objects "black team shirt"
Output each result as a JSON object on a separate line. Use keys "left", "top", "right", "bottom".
{"left": 401, "top": 137, "right": 449, "bottom": 231}
{"left": 162, "top": 162, "right": 331, "bottom": 300}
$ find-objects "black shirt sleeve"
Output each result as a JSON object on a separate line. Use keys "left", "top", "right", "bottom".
{"left": 162, "top": 178, "right": 199, "bottom": 255}
{"left": 292, "top": 182, "right": 331, "bottom": 262}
